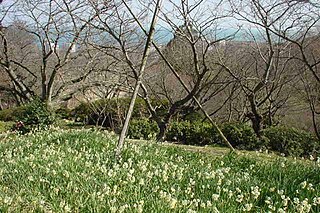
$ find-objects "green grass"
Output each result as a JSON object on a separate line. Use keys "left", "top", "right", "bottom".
{"left": 0, "top": 121, "right": 14, "bottom": 133}
{"left": 0, "top": 129, "right": 319, "bottom": 212}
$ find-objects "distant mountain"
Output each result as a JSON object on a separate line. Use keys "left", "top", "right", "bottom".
{"left": 153, "top": 27, "right": 264, "bottom": 45}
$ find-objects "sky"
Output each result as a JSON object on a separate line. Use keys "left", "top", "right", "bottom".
{"left": 2, "top": 0, "right": 318, "bottom": 43}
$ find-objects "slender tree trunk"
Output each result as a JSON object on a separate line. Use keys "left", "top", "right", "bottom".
{"left": 311, "top": 110, "right": 319, "bottom": 141}
{"left": 247, "top": 93, "right": 263, "bottom": 137}
{"left": 46, "top": 85, "right": 53, "bottom": 107}
{"left": 115, "top": 0, "right": 162, "bottom": 158}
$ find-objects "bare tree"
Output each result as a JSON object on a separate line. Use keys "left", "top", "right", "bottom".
{"left": 82, "top": 0, "right": 163, "bottom": 156}
{"left": 121, "top": 0, "right": 236, "bottom": 151}
{"left": 0, "top": 0, "right": 111, "bottom": 106}
{"left": 220, "top": 0, "right": 304, "bottom": 136}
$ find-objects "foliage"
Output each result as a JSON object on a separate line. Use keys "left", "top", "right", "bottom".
{"left": 71, "top": 98, "right": 171, "bottom": 131}
{"left": 0, "top": 129, "right": 319, "bottom": 212}
{"left": 71, "top": 102, "right": 91, "bottom": 123}
{"left": 55, "top": 107, "right": 72, "bottom": 119}
{"left": 222, "top": 123, "right": 262, "bottom": 150}
{"left": 166, "top": 122, "right": 261, "bottom": 148}
{"left": 263, "top": 126, "right": 320, "bottom": 157}
{"left": 128, "top": 119, "right": 159, "bottom": 140}
{"left": 166, "top": 121, "right": 219, "bottom": 145}
{"left": 72, "top": 98, "right": 150, "bottom": 130}
{"left": 0, "top": 106, "right": 26, "bottom": 122}
{"left": 16, "top": 99, "right": 55, "bottom": 129}
{"left": 0, "top": 99, "right": 55, "bottom": 133}
{"left": 0, "top": 121, "right": 15, "bottom": 133}
{"left": 125, "top": 119, "right": 319, "bottom": 157}
{"left": 182, "top": 110, "right": 205, "bottom": 122}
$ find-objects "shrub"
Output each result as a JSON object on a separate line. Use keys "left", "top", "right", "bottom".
{"left": 71, "top": 102, "right": 91, "bottom": 123}
{"left": 0, "top": 121, "right": 15, "bottom": 133}
{"left": 165, "top": 121, "right": 262, "bottom": 148}
{"left": 55, "top": 107, "right": 72, "bottom": 119}
{"left": 13, "top": 99, "right": 55, "bottom": 133}
{"left": 182, "top": 111, "right": 205, "bottom": 122}
{"left": 166, "top": 121, "right": 220, "bottom": 145}
{"left": 128, "top": 119, "right": 159, "bottom": 140}
{"left": 71, "top": 98, "right": 163, "bottom": 131}
{"left": 222, "top": 123, "right": 261, "bottom": 150}
{"left": 0, "top": 99, "right": 55, "bottom": 132}
{"left": 18, "top": 99, "right": 55, "bottom": 128}
{"left": 263, "top": 126, "right": 320, "bottom": 157}
{"left": 119, "top": 117, "right": 320, "bottom": 157}
{"left": 0, "top": 106, "right": 26, "bottom": 121}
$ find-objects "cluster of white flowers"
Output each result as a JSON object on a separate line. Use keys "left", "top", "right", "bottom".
{"left": 0, "top": 129, "right": 319, "bottom": 212}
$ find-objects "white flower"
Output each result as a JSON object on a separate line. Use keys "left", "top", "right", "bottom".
{"left": 182, "top": 200, "right": 189, "bottom": 206}
{"left": 307, "top": 183, "right": 314, "bottom": 191}
{"left": 300, "top": 181, "right": 307, "bottom": 189}
{"left": 282, "top": 197, "right": 290, "bottom": 207}
{"left": 137, "top": 201, "right": 144, "bottom": 213}
{"left": 236, "top": 194, "right": 244, "bottom": 203}
{"left": 313, "top": 197, "right": 320, "bottom": 205}
{"left": 63, "top": 170, "right": 69, "bottom": 178}
{"left": 139, "top": 178, "right": 145, "bottom": 185}
{"left": 110, "top": 206, "right": 117, "bottom": 213}
{"left": 123, "top": 162, "right": 129, "bottom": 169}
{"left": 212, "top": 194, "right": 220, "bottom": 201}
{"left": 228, "top": 190, "right": 234, "bottom": 198}
{"left": 170, "top": 198, "right": 177, "bottom": 209}
{"left": 212, "top": 207, "right": 220, "bottom": 213}
{"left": 64, "top": 204, "right": 71, "bottom": 212}
{"left": 293, "top": 197, "right": 300, "bottom": 204}
{"left": 3, "top": 196, "right": 12, "bottom": 205}
{"left": 265, "top": 197, "right": 272, "bottom": 205}
{"left": 243, "top": 203, "right": 253, "bottom": 211}
{"left": 251, "top": 186, "right": 260, "bottom": 199}
{"left": 277, "top": 189, "right": 284, "bottom": 195}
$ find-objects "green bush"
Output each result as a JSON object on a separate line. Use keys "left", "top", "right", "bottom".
{"left": 0, "top": 106, "right": 26, "bottom": 121}
{"left": 71, "top": 102, "right": 91, "bottom": 123}
{"left": 128, "top": 119, "right": 159, "bottom": 140}
{"left": 121, "top": 117, "right": 320, "bottom": 157}
{"left": 222, "top": 123, "right": 261, "bottom": 150}
{"left": 182, "top": 111, "right": 205, "bottom": 122}
{"left": 0, "top": 99, "right": 55, "bottom": 133}
{"left": 165, "top": 121, "right": 262, "bottom": 148}
{"left": 263, "top": 126, "right": 319, "bottom": 157}
{"left": 16, "top": 99, "right": 55, "bottom": 130}
{"left": 0, "top": 121, "right": 15, "bottom": 133}
{"left": 166, "top": 121, "right": 220, "bottom": 145}
{"left": 55, "top": 107, "right": 72, "bottom": 119}
{"left": 72, "top": 98, "right": 159, "bottom": 131}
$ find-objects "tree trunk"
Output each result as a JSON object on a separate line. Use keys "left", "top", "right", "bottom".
{"left": 248, "top": 93, "right": 263, "bottom": 137}
{"left": 156, "top": 114, "right": 172, "bottom": 141}
{"left": 115, "top": 0, "right": 162, "bottom": 158}
{"left": 248, "top": 113, "right": 262, "bottom": 138}
{"left": 157, "top": 122, "right": 167, "bottom": 141}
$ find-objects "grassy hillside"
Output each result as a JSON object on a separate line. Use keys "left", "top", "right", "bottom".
{"left": 0, "top": 129, "right": 319, "bottom": 212}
